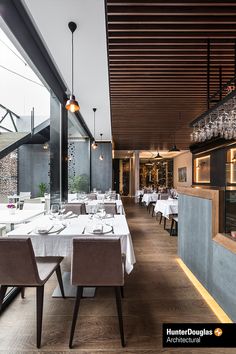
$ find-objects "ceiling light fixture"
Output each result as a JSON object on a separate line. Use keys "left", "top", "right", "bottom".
{"left": 99, "top": 133, "right": 104, "bottom": 161}
{"left": 65, "top": 21, "right": 80, "bottom": 113}
{"left": 91, "top": 108, "right": 98, "bottom": 150}
{"left": 154, "top": 152, "right": 163, "bottom": 160}
{"left": 169, "top": 112, "right": 181, "bottom": 152}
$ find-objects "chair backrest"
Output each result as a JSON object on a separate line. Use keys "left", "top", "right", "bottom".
{"left": 19, "top": 192, "right": 31, "bottom": 201}
{"left": 87, "top": 193, "right": 97, "bottom": 200}
{"left": 71, "top": 239, "right": 123, "bottom": 286}
{"left": 23, "top": 203, "right": 45, "bottom": 211}
{"left": 104, "top": 203, "right": 117, "bottom": 215}
{"left": 159, "top": 193, "right": 169, "bottom": 200}
{"left": 24, "top": 198, "right": 42, "bottom": 204}
{"left": 0, "top": 238, "right": 41, "bottom": 286}
{"left": 65, "top": 203, "right": 86, "bottom": 215}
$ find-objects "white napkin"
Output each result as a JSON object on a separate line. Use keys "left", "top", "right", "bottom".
{"left": 93, "top": 224, "right": 103, "bottom": 233}
{"left": 37, "top": 224, "right": 53, "bottom": 233}
{"left": 65, "top": 211, "right": 73, "bottom": 218}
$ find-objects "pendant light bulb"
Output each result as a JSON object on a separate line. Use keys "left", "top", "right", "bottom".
{"left": 99, "top": 133, "right": 104, "bottom": 161}
{"left": 65, "top": 22, "right": 80, "bottom": 112}
{"left": 92, "top": 141, "right": 98, "bottom": 150}
{"left": 91, "top": 108, "right": 98, "bottom": 150}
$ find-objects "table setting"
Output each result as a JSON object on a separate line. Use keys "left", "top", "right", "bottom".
{"left": 7, "top": 213, "right": 136, "bottom": 274}
{"left": 154, "top": 198, "right": 178, "bottom": 219}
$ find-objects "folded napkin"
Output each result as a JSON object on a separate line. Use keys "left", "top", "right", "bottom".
{"left": 65, "top": 211, "right": 73, "bottom": 218}
{"left": 37, "top": 224, "right": 53, "bottom": 234}
{"left": 93, "top": 224, "right": 103, "bottom": 233}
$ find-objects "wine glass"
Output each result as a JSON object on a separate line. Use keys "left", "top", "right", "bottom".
{"left": 50, "top": 204, "right": 59, "bottom": 216}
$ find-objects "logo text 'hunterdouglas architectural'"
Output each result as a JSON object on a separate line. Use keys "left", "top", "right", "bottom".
{"left": 163, "top": 324, "right": 236, "bottom": 348}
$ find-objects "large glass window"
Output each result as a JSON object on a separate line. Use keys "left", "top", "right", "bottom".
{"left": 68, "top": 113, "right": 91, "bottom": 197}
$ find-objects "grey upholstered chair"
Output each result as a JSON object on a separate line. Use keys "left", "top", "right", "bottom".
{"left": 104, "top": 203, "right": 118, "bottom": 215}
{"left": 0, "top": 238, "right": 65, "bottom": 348}
{"left": 69, "top": 238, "right": 125, "bottom": 348}
{"left": 87, "top": 193, "right": 97, "bottom": 200}
{"left": 65, "top": 203, "right": 86, "bottom": 215}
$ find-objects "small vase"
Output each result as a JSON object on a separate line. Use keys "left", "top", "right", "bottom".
{"left": 9, "top": 208, "right": 15, "bottom": 215}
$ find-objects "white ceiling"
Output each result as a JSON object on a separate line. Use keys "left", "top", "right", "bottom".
{"left": 23, "top": 0, "right": 111, "bottom": 141}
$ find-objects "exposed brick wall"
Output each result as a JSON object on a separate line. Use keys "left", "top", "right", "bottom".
{"left": 0, "top": 150, "right": 17, "bottom": 196}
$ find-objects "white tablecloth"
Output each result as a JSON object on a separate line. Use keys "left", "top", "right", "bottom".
{"left": 154, "top": 199, "right": 178, "bottom": 219}
{"left": 7, "top": 214, "right": 135, "bottom": 274}
{"left": 0, "top": 210, "right": 44, "bottom": 227}
{"left": 142, "top": 193, "right": 159, "bottom": 206}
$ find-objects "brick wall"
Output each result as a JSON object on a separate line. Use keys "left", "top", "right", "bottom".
{"left": 0, "top": 151, "right": 18, "bottom": 196}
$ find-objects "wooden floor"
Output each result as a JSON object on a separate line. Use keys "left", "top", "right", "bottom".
{"left": 0, "top": 198, "right": 234, "bottom": 353}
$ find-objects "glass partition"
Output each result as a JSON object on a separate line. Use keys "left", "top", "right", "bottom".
{"left": 68, "top": 113, "right": 90, "bottom": 198}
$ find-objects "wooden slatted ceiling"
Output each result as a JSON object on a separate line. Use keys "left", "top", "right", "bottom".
{"left": 106, "top": 0, "right": 236, "bottom": 150}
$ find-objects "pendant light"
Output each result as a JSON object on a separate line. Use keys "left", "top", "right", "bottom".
{"left": 65, "top": 21, "right": 80, "bottom": 113}
{"left": 169, "top": 112, "right": 181, "bottom": 152}
{"left": 154, "top": 152, "right": 163, "bottom": 160}
{"left": 91, "top": 107, "right": 98, "bottom": 150}
{"left": 99, "top": 133, "right": 104, "bottom": 161}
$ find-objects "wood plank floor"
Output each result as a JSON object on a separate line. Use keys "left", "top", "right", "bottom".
{"left": 0, "top": 198, "right": 234, "bottom": 353}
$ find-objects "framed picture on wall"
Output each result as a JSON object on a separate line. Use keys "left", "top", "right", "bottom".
{"left": 178, "top": 167, "right": 187, "bottom": 182}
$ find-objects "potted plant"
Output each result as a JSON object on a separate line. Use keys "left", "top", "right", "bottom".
{"left": 7, "top": 203, "right": 16, "bottom": 215}
{"left": 68, "top": 174, "right": 89, "bottom": 196}
{"left": 38, "top": 182, "right": 48, "bottom": 197}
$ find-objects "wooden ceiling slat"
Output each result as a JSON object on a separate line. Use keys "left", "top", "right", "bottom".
{"left": 106, "top": 0, "right": 236, "bottom": 150}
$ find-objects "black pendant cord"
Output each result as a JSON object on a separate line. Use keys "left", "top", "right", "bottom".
{"left": 93, "top": 108, "right": 97, "bottom": 140}
{"left": 100, "top": 133, "right": 103, "bottom": 155}
{"left": 71, "top": 30, "right": 74, "bottom": 95}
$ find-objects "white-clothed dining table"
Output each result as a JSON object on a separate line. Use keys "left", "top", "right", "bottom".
{"left": 69, "top": 199, "right": 124, "bottom": 214}
{"left": 0, "top": 209, "right": 45, "bottom": 230}
{"left": 7, "top": 214, "right": 135, "bottom": 274}
{"left": 142, "top": 192, "right": 159, "bottom": 206}
{"left": 154, "top": 198, "right": 178, "bottom": 219}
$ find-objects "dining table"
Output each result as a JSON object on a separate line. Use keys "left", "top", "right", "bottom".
{"left": 142, "top": 192, "right": 159, "bottom": 206}
{"left": 7, "top": 213, "right": 136, "bottom": 297}
{"left": 154, "top": 198, "right": 178, "bottom": 219}
{"left": 0, "top": 209, "right": 45, "bottom": 230}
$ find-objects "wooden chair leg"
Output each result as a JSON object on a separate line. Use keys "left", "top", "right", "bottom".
{"left": 159, "top": 214, "right": 163, "bottom": 224}
{"left": 176, "top": 221, "right": 178, "bottom": 236}
{"left": 55, "top": 266, "right": 65, "bottom": 298}
{"left": 120, "top": 286, "right": 124, "bottom": 298}
{"left": 164, "top": 217, "right": 167, "bottom": 230}
{"left": 170, "top": 219, "right": 174, "bottom": 236}
{"left": 21, "top": 287, "right": 25, "bottom": 299}
{"left": 36, "top": 285, "right": 44, "bottom": 349}
{"left": 0, "top": 286, "right": 8, "bottom": 310}
{"left": 114, "top": 287, "right": 125, "bottom": 347}
{"left": 69, "top": 286, "right": 83, "bottom": 349}
{"left": 152, "top": 206, "right": 155, "bottom": 217}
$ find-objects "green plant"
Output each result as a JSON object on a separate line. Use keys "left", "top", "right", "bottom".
{"left": 68, "top": 174, "right": 89, "bottom": 193}
{"left": 38, "top": 182, "right": 47, "bottom": 197}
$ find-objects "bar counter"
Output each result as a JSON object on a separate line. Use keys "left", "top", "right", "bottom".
{"left": 178, "top": 187, "right": 236, "bottom": 322}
